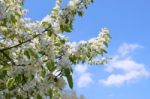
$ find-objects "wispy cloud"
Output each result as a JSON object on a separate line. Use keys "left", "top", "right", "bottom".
{"left": 75, "top": 64, "right": 88, "bottom": 74}
{"left": 77, "top": 73, "right": 93, "bottom": 88}
{"left": 99, "top": 43, "right": 150, "bottom": 86}
{"left": 117, "top": 43, "right": 143, "bottom": 56}
{"left": 75, "top": 64, "right": 93, "bottom": 88}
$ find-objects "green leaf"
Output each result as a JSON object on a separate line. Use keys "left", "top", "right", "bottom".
{"left": 47, "top": 88, "right": 53, "bottom": 98}
{"left": 40, "top": 68, "right": 46, "bottom": 77}
{"left": 52, "top": 9, "right": 59, "bottom": 15}
{"left": 0, "top": 65, "right": 11, "bottom": 73}
{"left": 0, "top": 71, "right": 7, "bottom": 80}
{"left": 77, "top": 11, "right": 83, "bottom": 17}
{"left": 81, "top": 55, "right": 86, "bottom": 63}
{"left": 0, "top": 66, "right": 11, "bottom": 80}
{"left": 69, "top": 55, "right": 77, "bottom": 64}
{"left": 36, "top": 94, "right": 42, "bottom": 99}
{"left": 46, "top": 60, "right": 55, "bottom": 71}
{"left": 28, "top": 48, "right": 38, "bottom": 59}
{"left": 6, "top": 78, "right": 15, "bottom": 88}
{"left": 60, "top": 25, "right": 72, "bottom": 32}
{"left": 42, "top": 22, "right": 49, "bottom": 27}
{"left": 15, "top": 74, "right": 22, "bottom": 83}
{"left": 64, "top": 68, "right": 73, "bottom": 89}
{"left": 28, "top": 73, "right": 34, "bottom": 80}
{"left": 1, "top": 18, "right": 7, "bottom": 26}
{"left": 47, "top": 30, "right": 53, "bottom": 37}
{"left": 15, "top": 12, "right": 21, "bottom": 18}
{"left": 64, "top": 26, "right": 72, "bottom": 32}
{"left": 10, "top": 15, "right": 17, "bottom": 24}
{"left": 65, "top": 18, "right": 69, "bottom": 24}
{"left": 66, "top": 74, "right": 73, "bottom": 89}
{"left": 15, "top": 74, "right": 27, "bottom": 85}
{"left": 4, "top": 93, "right": 11, "bottom": 99}
{"left": 54, "top": 42, "right": 60, "bottom": 46}
{"left": 99, "top": 49, "right": 107, "bottom": 55}
{"left": 0, "top": 80, "right": 6, "bottom": 90}
{"left": 24, "top": 50, "right": 30, "bottom": 59}
{"left": 60, "top": 39, "right": 66, "bottom": 44}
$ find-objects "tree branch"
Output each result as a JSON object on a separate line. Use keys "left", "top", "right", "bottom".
{"left": 0, "top": 25, "right": 51, "bottom": 51}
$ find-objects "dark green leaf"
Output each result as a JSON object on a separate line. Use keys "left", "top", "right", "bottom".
{"left": 38, "top": 51, "right": 45, "bottom": 56}
{"left": 6, "top": 78, "right": 15, "bottom": 88}
{"left": 66, "top": 74, "right": 73, "bottom": 89}
{"left": 60, "top": 25, "right": 72, "bottom": 32}
{"left": 24, "top": 50, "right": 30, "bottom": 59}
{"left": 0, "top": 80, "right": 6, "bottom": 90}
{"left": 36, "top": 94, "right": 42, "bottom": 99}
{"left": 60, "top": 39, "right": 66, "bottom": 44}
{"left": 64, "top": 68, "right": 73, "bottom": 89}
{"left": 47, "top": 30, "right": 53, "bottom": 37}
{"left": 78, "top": 11, "right": 83, "bottom": 17}
{"left": 69, "top": 55, "right": 77, "bottom": 64}
{"left": 91, "top": 0, "right": 94, "bottom": 3}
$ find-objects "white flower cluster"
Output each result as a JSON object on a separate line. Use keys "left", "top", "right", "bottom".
{"left": 89, "top": 28, "right": 110, "bottom": 51}
{"left": 67, "top": 28, "right": 110, "bottom": 64}
{"left": 0, "top": 1, "right": 6, "bottom": 20}
{"left": 68, "top": 0, "right": 79, "bottom": 10}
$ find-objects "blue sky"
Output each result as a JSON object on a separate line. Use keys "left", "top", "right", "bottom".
{"left": 24, "top": 0, "right": 150, "bottom": 99}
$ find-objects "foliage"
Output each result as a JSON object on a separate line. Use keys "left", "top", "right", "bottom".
{"left": 0, "top": 0, "right": 111, "bottom": 98}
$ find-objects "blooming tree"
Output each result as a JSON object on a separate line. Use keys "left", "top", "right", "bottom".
{"left": 0, "top": 0, "right": 111, "bottom": 98}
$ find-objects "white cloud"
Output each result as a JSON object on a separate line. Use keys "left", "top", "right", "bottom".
{"left": 105, "top": 57, "right": 146, "bottom": 72}
{"left": 118, "top": 43, "right": 143, "bottom": 56}
{"left": 99, "top": 43, "right": 150, "bottom": 86}
{"left": 77, "top": 73, "right": 93, "bottom": 88}
{"left": 75, "top": 64, "right": 88, "bottom": 74}
{"left": 100, "top": 67, "right": 149, "bottom": 86}
{"left": 75, "top": 64, "right": 93, "bottom": 88}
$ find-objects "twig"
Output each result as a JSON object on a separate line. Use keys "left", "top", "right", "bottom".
{"left": 0, "top": 25, "right": 51, "bottom": 51}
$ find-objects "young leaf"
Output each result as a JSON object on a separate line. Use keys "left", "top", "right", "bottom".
{"left": 28, "top": 48, "right": 38, "bottom": 59}
{"left": 6, "top": 78, "right": 15, "bottom": 88}
{"left": 0, "top": 65, "right": 11, "bottom": 73}
{"left": 42, "top": 22, "right": 49, "bottom": 27}
{"left": 46, "top": 60, "right": 55, "bottom": 71}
